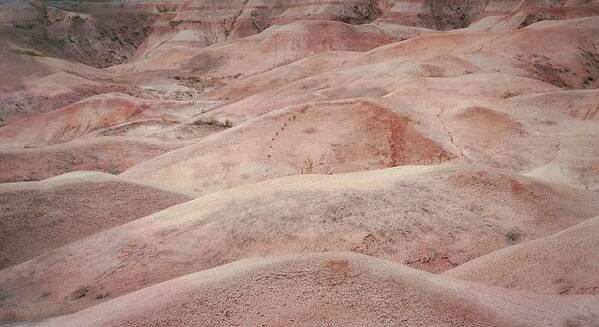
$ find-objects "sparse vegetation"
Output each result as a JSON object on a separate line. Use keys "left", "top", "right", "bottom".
{"left": 14, "top": 23, "right": 35, "bottom": 29}
{"left": 174, "top": 76, "right": 217, "bottom": 90}
{"left": 505, "top": 230, "right": 521, "bottom": 244}
{"left": 193, "top": 118, "right": 233, "bottom": 128}
{"left": 156, "top": 4, "right": 177, "bottom": 13}
{"left": 519, "top": 12, "right": 559, "bottom": 28}
{"left": 502, "top": 91, "right": 520, "bottom": 99}
{"left": 302, "top": 157, "right": 314, "bottom": 174}
{"left": 70, "top": 15, "right": 86, "bottom": 24}
{"left": 4, "top": 5, "right": 156, "bottom": 68}
{"left": 10, "top": 48, "right": 45, "bottom": 57}
{"left": 71, "top": 286, "right": 90, "bottom": 299}
{"left": 0, "top": 290, "right": 11, "bottom": 302}
{"left": 424, "top": 0, "right": 484, "bottom": 30}
{"left": 96, "top": 291, "right": 110, "bottom": 299}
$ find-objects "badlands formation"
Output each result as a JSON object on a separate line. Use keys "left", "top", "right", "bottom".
{"left": 0, "top": 0, "right": 599, "bottom": 326}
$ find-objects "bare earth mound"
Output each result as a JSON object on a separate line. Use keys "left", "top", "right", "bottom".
{"left": 122, "top": 99, "right": 453, "bottom": 194}
{"left": 2, "top": 164, "right": 598, "bottom": 321}
{"left": 1, "top": 0, "right": 599, "bottom": 326}
{"left": 0, "top": 171, "right": 192, "bottom": 269}
{"left": 0, "top": 137, "right": 182, "bottom": 183}
{"left": 0, "top": 92, "right": 221, "bottom": 148}
{"left": 0, "top": 93, "right": 175, "bottom": 148}
{"left": 26, "top": 252, "right": 599, "bottom": 327}
{"left": 445, "top": 216, "right": 599, "bottom": 295}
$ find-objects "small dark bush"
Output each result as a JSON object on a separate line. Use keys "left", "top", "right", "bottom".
{"left": 72, "top": 286, "right": 89, "bottom": 299}
{"left": 96, "top": 292, "right": 110, "bottom": 300}
{"left": 505, "top": 230, "right": 521, "bottom": 243}
{"left": 193, "top": 118, "right": 233, "bottom": 128}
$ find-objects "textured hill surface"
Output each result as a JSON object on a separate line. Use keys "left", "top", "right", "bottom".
{"left": 0, "top": 171, "right": 193, "bottom": 269}
{"left": 445, "top": 216, "right": 599, "bottom": 295}
{"left": 19, "top": 253, "right": 599, "bottom": 327}
{"left": 122, "top": 99, "right": 454, "bottom": 194}
{"left": 1, "top": 0, "right": 598, "bottom": 326}
{"left": 2, "top": 164, "right": 599, "bottom": 320}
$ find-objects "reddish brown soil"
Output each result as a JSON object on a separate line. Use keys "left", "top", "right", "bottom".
{"left": 0, "top": 137, "right": 181, "bottom": 183}
{"left": 122, "top": 100, "right": 454, "bottom": 194}
{"left": 0, "top": 1, "right": 598, "bottom": 326}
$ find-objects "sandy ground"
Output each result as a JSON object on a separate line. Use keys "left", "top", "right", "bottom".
{"left": 17, "top": 252, "right": 599, "bottom": 327}
{"left": 2, "top": 163, "right": 599, "bottom": 321}
{"left": 0, "top": 0, "right": 598, "bottom": 326}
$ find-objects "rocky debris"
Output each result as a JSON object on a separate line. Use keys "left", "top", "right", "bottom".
{"left": 0, "top": 1, "right": 156, "bottom": 67}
